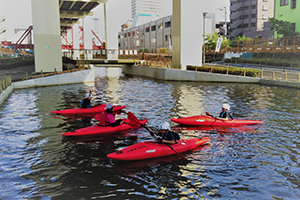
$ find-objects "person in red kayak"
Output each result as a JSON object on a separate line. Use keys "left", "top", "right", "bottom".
{"left": 94, "top": 103, "right": 123, "bottom": 127}
{"left": 148, "top": 122, "right": 180, "bottom": 144}
{"left": 217, "top": 103, "right": 234, "bottom": 120}
{"left": 80, "top": 93, "right": 93, "bottom": 108}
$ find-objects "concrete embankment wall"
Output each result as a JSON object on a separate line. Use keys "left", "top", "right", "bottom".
{"left": 122, "top": 65, "right": 261, "bottom": 83}
{"left": 122, "top": 65, "right": 300, "bottom": 89}
{"left": 0, "top": 67, "right": 95, "bottom": 105}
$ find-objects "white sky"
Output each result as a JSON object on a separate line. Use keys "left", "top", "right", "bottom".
{"left": 0, "top": 0, "right": 229, "bottom": 48}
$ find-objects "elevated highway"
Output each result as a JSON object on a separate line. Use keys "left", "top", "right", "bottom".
{"left": 31, "top": 0, "right": 109, "bottom": 73}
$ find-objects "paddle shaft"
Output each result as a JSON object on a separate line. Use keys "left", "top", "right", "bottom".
{"left": 127, "top": 112, "right": 189, "bottom": 162}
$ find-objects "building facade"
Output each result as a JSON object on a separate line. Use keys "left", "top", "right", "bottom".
{"left": 230, "top": 0, "right": 274, "bottom": 39}
{"left": 118, "top": 15, "right": 172, "bottom": 52}
{"left": 274, "top": 0, "right": 300, "bottom": 37}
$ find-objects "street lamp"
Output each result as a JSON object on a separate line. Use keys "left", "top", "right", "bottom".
{"left": 203, "top": 12, "right": 207, "bottom": 65}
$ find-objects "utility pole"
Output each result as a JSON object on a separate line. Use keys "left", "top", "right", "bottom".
{"left": 203, "top": 12, "right": 207, "bottom": 65}
{"left": 224, "top": 6, "right": 227, "bottom": 38}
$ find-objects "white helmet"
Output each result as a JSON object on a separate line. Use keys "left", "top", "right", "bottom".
{"left": 222, "top": 103, "right": 230, "bottom": 110}
{"left": 159, "top": 121, "right": 171, "bottom": 130}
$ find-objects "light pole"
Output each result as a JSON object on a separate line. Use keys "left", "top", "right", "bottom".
{"left": 203, "top": 12, "right": 207, "bottom": 65}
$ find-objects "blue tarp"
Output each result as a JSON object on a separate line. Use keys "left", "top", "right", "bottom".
{"left": 241, "top": 53, "right": 253, "bottom": 59}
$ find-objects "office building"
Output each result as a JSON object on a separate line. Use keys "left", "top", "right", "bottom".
{"left": 131, "top": 0, "right": 163, "bottom": 27}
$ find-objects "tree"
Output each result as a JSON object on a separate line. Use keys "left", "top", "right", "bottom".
{"left": 205, "top": 32, "right": 229, "bottom": 49}
{"left": 269, "top": 18, "right": 300, "bottom": 37}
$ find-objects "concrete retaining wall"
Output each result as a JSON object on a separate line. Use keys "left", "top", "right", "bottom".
{"left": 122, "top": 65, "right": 300, "bottom": 89}
{"left": 0, "top": 67, "right": 94, "bottom": 105}
{"left": 14, "top": 67, "right": 94, "bottom": 89}
{"left": 122, "top": 65, "right": 261, "bottom": 83}
{"left": 0, "top": 84, "right": 14, "bottom": 105}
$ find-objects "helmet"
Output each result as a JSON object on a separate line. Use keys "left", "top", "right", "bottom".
{"left": 106, "top": 103, "right": 113, "bottom": 109}
{"left": 222, "top": 103, "right": 230, "bottom": 110}
{"left": 159, "top": 121, "right": 171, "bottom": 130}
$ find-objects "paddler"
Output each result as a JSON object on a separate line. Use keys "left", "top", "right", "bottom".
{"left": 148, "top": 122, "right": 180, "bottom": 144}
{"left": 94, "top": 103, "right": 124, "bottom": 127}
{"left": 216, "top": 103, "right": 234, "bottom": 120}
{"left": 80, "top": 93, "right": 93, "bottom": 108}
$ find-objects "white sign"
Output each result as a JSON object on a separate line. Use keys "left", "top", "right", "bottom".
{"left": 215, "top": 37, "right": 223, "bottom": 52}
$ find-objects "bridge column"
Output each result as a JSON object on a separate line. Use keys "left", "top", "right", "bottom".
{"left": 172, "top": 0, "right": 204, "bottom": 70}
{"left": 31, "top": 0, "right": 62, "bottom": 72}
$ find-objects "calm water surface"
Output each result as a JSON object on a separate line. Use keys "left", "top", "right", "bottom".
{"left": 0, "top": 69, "right": 300, "bottom": 199}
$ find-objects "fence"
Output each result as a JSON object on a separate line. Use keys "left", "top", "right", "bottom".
{"left": 0, "top": 76, "right": 12, "bottom": 94}
{"left": 206, "top": 36, "right": 300, "bottom": 54}
{"left": 261, "top": 70, "right": 300, "bottom": 82}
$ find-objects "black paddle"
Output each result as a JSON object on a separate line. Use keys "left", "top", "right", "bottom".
{"left": 127, "top": 112, "right": 189, "bottom": 162}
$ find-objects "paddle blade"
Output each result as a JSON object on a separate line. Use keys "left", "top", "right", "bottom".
{"left": 128, "top": 112, "right": 142, "bottom": 126}
{"left": 128, "top": 112, "right": 151, "bottom": 131}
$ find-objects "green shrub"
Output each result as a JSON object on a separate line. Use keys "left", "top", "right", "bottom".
{"left": 187, "top": 65, "right": 262, "bottom": 77}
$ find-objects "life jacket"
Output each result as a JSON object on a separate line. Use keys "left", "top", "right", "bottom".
{"left": 164, "top": 131, "right": 181, "bottom": 142}
{"left": 94, "top": 111, "right": 107, "bottom": 126}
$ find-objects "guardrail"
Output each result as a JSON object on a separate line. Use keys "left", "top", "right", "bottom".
{"left": 261, "top": 70, "right": 300, "bottom": 82}
{"left": 0, "top": 76, "right": 12, "bottom": 94}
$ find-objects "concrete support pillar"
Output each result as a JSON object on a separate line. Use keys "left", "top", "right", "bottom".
{"left": 172, "top": 0, "right": 203, "bottom": 70}
{"left": 104, "top": 3, "right": 108, "bottom": 60}
{"left": 73, "top": 22, "right": 81, "bottom": 60}
{"left": 31, "top": 0, "right": 62, "bottom": 72}
{"left": 83, "top": 15, "right": 93, "bottom": 60}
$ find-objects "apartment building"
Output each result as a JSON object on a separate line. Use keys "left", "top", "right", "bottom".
{"left": 230, "top": 0, "right": 274, "bottom": 39}
{"left": 274, "top": 0, "right": 300, "bottom": 37}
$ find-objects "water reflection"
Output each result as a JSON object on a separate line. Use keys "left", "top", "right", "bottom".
{"left": 0, "top": 68, "right": 299, "bottom": 199}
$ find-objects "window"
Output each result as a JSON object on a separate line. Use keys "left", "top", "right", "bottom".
{"left": 151, "top": 25, "right": 156, "bottom": 31}
{"left": 146, "top": 27, "right": 150, "bottom": 32}
{"left": 263, "top": 0, "right": 268, "bottom": 2}
{"left": 291, "top": 0, "right": 296, "bottom": 9}
{"left": 291, "top": 23, "right": 296, "bottom": 32}
{"left": 165, "top": 21, "right": 171, "bottom": 28}
{"left": 280, "top": 0, "right": 289, "bottom": 6}
{"left": 165, "top": 35, "right": 168, "bottom": 42}
{"left": 262, "top": 6, "right": 268, "bottom": 11}
{"left": 262, "top": 15, "right": 268, "bottom": 20}
{"left": 158, "top": 23, "right": 163, "bottom": 30}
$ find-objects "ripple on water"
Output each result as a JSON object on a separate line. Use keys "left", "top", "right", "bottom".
{"left": 0, "top": 76, "right": 300, "bottom": 199}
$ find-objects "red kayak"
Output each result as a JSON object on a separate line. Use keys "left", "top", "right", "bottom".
{"left": 62, "top": 118, "right": 148, "bottom": 137}
{"left": 50, "top": 104, "right": 126, "bottom": 116}
{"left": 171, "top": 115, "right": 263, "bottom": 126}
{"left": 107, "top": 137, "right": 210, "bottom": 161}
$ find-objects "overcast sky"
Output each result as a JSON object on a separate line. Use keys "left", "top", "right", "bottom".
{"left": 0, "top": 0, "right": 229, "bottom": 48}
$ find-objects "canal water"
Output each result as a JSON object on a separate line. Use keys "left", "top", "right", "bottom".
{"left": 0, "top": 67, "right": 300, "bottom": 199}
